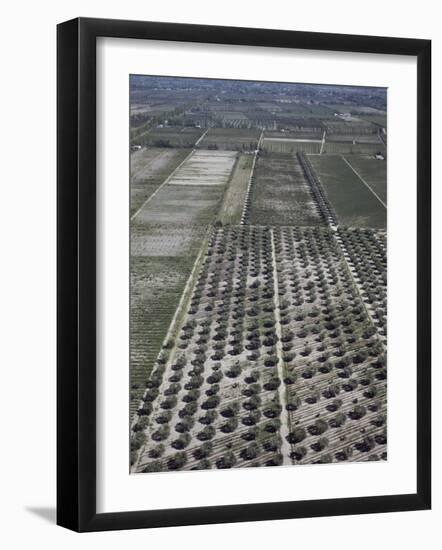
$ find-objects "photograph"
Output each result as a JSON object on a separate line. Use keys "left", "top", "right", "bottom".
{"left": 0, "top": 0, "right": 434, "bottom": 541}
{"left": 129, "top": 76, "right": 387, "bottom": 473}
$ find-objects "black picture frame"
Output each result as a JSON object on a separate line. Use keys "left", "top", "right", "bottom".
{"left": 57, "top": 17, "right": 431, "bottom": 532}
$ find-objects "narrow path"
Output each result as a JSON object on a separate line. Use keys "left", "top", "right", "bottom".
{"left": 319, "top": 130, "right": 326, "bottom": 155}
{"left": 131, "top": 148, "right": 195, "bottom": 221}
{"left": 194, "top": 128, "right": 209, "bottom": 146}
{"left": 269, "top": 228, "right": 292, "bottom": 465}
{"left": 257, "top": 128, "right": 264, "bottom": 149}
{"left": 341, "top": 155, "right": 387, "bottom": 208}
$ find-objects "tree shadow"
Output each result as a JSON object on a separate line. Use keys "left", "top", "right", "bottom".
{"left": 26, "top": 506, "right": 56, "bottom": 524}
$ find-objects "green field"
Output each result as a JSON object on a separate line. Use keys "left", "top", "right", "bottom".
{"left": 322, "top": 141, "right": 385, "bottom": 155}
{"left": 308, "top": 154, "right": 386, "bottom": 228}
{"left": 261, "top": 138, "right": 321, "bottom": 154}
{"left": 341, "top": 155, "right": 387, "bottom": 204}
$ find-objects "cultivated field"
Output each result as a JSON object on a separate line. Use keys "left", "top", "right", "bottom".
{"left": 358, "top": 114, "right": 387, "bottom": 129}
{"left": 134, "top": 185, "right": 225, "bottom": 225}
{"left": 129, "top": 151, "right": 235, "bottom": 415}
{"left": 308, "top": 155, "right": 386, "bottom": 228}
{"left": 131, "top": 224, "right": 207, "bottom": 257}
{"left": 246, "top": 152, "right": 323, "bottom": 226}
{"left": 198, "top": 128, "right": 261, "bottom": 150}
{"left": 130, "top": 148, "right": 190, "bottom": 216}
{"left": 167, "top": 150, "right": 237, "bottom": 186}
{"left": 337, "top": 228, "right": 387, "bottom": 343}
{"left": 339, "top": 155, "right": 387, "bottom": 204}
{"left": 138, "top": 127, "right": 205, "bottom": 148}
{"left": 130, "top": 256, "right": 197, "bottom": 418}
{"left": 272, "top": 227, "right": 386, "bottom": 464}
{"left": 130, "top": 218, "right": 212, "bottom": 416}
{"left": 265, "top": 130, "right": 324, "bottom": 140}
{"left": 273, "top": 103, "right": 333, "bottom": 118}
{"left": 322, "top": 141, "right": 385, "bottom": 155}
{"left": 129, "top": 76, "right": 388, "bottom": 472}
{"left": 323, "top": 120, "right": 377, "bottom": 134}
{"left": 326, "top": 134, "right": 381, "bottom": 143}
{"left": 216, "top": 111, "right": 249, "bottom": 122}
{"left": 262, "top": 138, "right": 322, "bottom": 154}
{"left": 132, "top": 226, "right": 386, "bottom": 471}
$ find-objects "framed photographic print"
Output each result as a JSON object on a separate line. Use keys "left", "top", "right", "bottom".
{"left": 57, "top": 17, "right": 431, "bottom": 532}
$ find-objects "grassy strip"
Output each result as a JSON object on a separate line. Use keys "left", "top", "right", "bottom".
{"left": 217, "top": 153, "right": 254, "bottom": 225}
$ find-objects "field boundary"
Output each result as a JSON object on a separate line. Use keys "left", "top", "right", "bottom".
{"left": 194, "top": 128, "right": 209, "bottom": 146}
{"left": 319, "top": 130, "right": 326, "bottom": 155}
